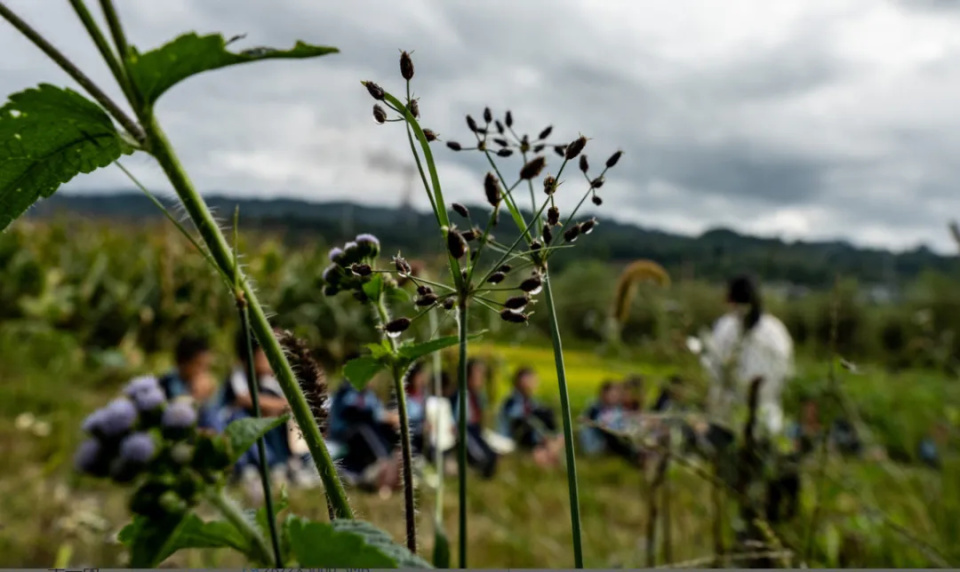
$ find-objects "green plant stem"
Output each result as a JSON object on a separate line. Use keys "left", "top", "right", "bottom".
{"left": 456, "top": 299, "right": 469, "bottom": 569}
{"left": 428, "top": 309, "right": 446, "bottom": 527}
{"left": 141, "top": 116, "right": 353, "bottom": 518}
{"left": 374, "top": 298, "right": 418, "bottom": 554}
{"left": 0, "top": 2, "right": 144, "bottom": 143}
{"left": 68, "top": 0, "right": 136, "bottom": 105}
{"left": 542, "top": 274, "right": 584, "bottom": 568}
{"left": 206, "top": 486, "right": 274, "bottom": 565}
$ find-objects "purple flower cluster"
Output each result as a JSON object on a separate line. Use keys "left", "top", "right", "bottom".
{"left": 322, "top": 233, "right": 384, "bottom": 298}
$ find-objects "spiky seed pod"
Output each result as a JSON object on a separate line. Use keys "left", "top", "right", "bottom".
{"left": 530, "top": 239, "right": 543, "bottom": 251}
{"left": 487, "top": 272, "right": 506, "bottom": 284}
{"left": 538, "top": 126, "right": 553, "bottom": 140}
{"left": 497, "top": 149, "right": 513, "bottom": 157}
{"left": 351, "top": 263, "right": 372, "bottom": 276}
{"left": 400, "top": 50, "right": 414, "bottom": 80}
{"left": 424, "top": 129, "right": 438, "bottom": 142}
{"left": 363, "top": 81, "right": 385, "bottom": 100}
{"left": 564, "top": 225, "right": 581, "bottom": 243}
{"left": 520, "top": 276, "right": 542, "bottom": 293}
{"left": 579, "top": 155, "right": 589, "bottom": 173}
{"left": 408, "top": 98, "right": 420, "bottom": 118}
{"left": 500, "top": 309, "right": 528, "bottom": 323}
{"left": 483, "top": 107, "right": 493, "bottom": 123}
{"left": 606, "top": 150, "right": 623, "bottom": 168}
{"left": 505, "top": 111, "right": 513, "bottom": 127}
{"left": 580, "top": 218, "right": 598, "bottom": 234}
{"left": 443, "top": 297, "right": 456, "bottom": 310}
{"left": 277, "top": 329, "right": 328, "bottom": 432}
{"left": 495, "top": 120, "right": 505, "bottom": 134}
{"left": 520, "top": 156, "right": 547, "bottom": 180}
{"left": 452, "top": 203, "right": 470, "bottom": 218}
{"left": 385, "top": 317, "right": 411, "bottom": 335}
{"left": 554, "top": 145, "right": 567, "bottom": 157}
{"left": 547, "top": 206, "right": 560, "bottom": 226}
{"left": 565, "top": 136, "right": 587, "bottom": 160}
{"left": 499, "top": 264, "right": 512, "bottom": 273}
{"left": 447, "top": 228, "right": 467, "bottom": 259}
{"left": 504, "top": 294, "right": 529, "bottom": 310}
{"left": 466, "top": 115, "right": 479, "bottom": 133}
{"left": 592, "top": 195, "right": 603, "bottom": 206}
{"left": 591, "top": 177, "right": 605, "bottom": 189}
{"left": 542, "top": 224, "right": 553, "bottom": 244}
{"left": 417, "top": 285, "right": 432, "bottom": 296}
{"left": 393, "top": 255, "right": 412, "bottom": 275}
{"left": 373, "top": 104, "right": 387, "bottom": 124}
{"left": 447, "top": 141, "right": 462, "bottom": 151}
{"left": 484, "top": 172, "right": 501, "bottom": 207}
{"left": 416, "top": 293, "right": 439, "bottom": 307}
{"left": 494, "top": 138, "right": 509, "bottom": 147}
{"left": 543, "top": 175, "right": 557, "bottom": 195}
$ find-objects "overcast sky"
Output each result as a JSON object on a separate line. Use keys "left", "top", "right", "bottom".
{"left": 4, "top": 0, "right": 960, "bottom": 253}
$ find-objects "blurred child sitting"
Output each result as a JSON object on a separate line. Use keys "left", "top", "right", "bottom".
{"left": 158, "top": 335, "right": 219, "bottom": 430}
{"left": 580, "top": 381, "right": 641, "bottom": 465}
{"left": 497, "top": 367, "right": 563, "bottom": 468}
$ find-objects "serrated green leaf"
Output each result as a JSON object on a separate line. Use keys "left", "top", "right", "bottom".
{"left": 224, "top": 415, "right": 289, "bottom": 463}
{"left": 398, "top": 331, "right": 487, "bottom": 363}
{"left": 344, "top": 356, "right": 386, "bottom": 390}
{"left": 286, "top": 517, "right": 431, "bottom": 568}
{"left": 253, "top": 483, "right": 289, "bottom": 538}
{"left": 365, "top": 340, "right": 392, "bottom": 360}
{"left": 119, "top": 512, "right": 250, "bottom": 567}
{"left": 127, "top": 33, "right": 338, "bottom": 105}
{"left": 0, "top": 84, "right": 133, "bottom": 231}
{"left": 362, "top": 274, "right": 384, "bottom": 301}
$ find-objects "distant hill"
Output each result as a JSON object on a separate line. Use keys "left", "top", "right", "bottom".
{"left": 25, "top": 191, "right": 959, "bottom": 288}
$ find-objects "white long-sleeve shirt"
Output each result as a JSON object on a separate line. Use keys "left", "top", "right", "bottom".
{"left": 701, "top": 312, "right": 794, "bottom": 438}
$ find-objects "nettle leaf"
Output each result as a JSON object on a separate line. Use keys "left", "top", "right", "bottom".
{"left": 224, "top": 415, "right": 289, "bottom": 463}
{"left": 344, "top": 356, "right": 386, "bottom": 390}
{"left": 119, "top": 513, "right": 250, "bottom": 567}
{"left": 0, "top": 84, "right": 133, "bottom": 231}
{"left": 361, "top": 274, "right": 385, "bottom": 301}
{"left": 127, "top": 33, "right": 338, "bottom": 105}
{"left": 365, "top": 339, "right": 392, "bottom": 360}
{"left": 286, "top": 517, "right": 431, "bottom": 568}
{"left": 398, "top": 331, "right": 487, "bottom": 363}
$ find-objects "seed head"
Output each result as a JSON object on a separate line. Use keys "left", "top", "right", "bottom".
{"left": 447, "top": 228, "right": 468, "bottom": 259}
{"left": 579, "top": 155, "right": 589, "bottom": 173}
{"left": 505, "top": 111, "right": 513, "bottom": 128}
{"left": 564, "top": 225, "right": 581, "bottom": 243}
{"left": 504, "top": 294, "right": 529, "bottom": 310}
{"left": 530, "top": 239, "right": 542, "bottom": 251}
{"left": 447, "top": 141, "right": 462, "bottom": 151}
{"left": 416, "top": 293, "right": 439, "bottom": 307}
{"left": 547, "top": 206, "right": 560, "bottom": 226}
{"left": 606, "top": 150, "right": 623, "bottom": 168}
{"left": 488, "top": 271, "right": 506, "bottom": 284}
{"left": 554, "top": 145, "right": 567, "bottom": 157}
{"left": 363, "top": 81, "right": 385, "bottom": 101}
{"left": 497, "top": 149, "right": 513, "bottom": 157}
{"left": 466, "top": 115, "right": 479, "bottom": 133}
{"left": 520, "top": 276, "right": 543, "bottom": 293}
{"left": 355, "top": 233, "right": 380, "bottom": 258}
{"left": 373, "top": 104, "right": 387, "bottom": 124}
{"left": 483, "top": 107, "right": 493, "bottom": 123}
{"left": 520, "top": 156, "right": 547, "bottom": 180}
{"left": 443, "top": 297, "right": 456, "bottom": 310}
{"left": 538, "top": 126, "right": 553, "bottom": 140}
{"left": 495, "top": 120, "right": 505, "bottom": 134}
{"left": 162, "top": 401, "right": 197, "bottom": 429}
{"left": 462, "top": 229, "right": 478, "bottom": 242}
{"left": 543, "top": 175, "right": 557, "bottom": 195}
{"left": 408, "top": 99, "right": 420, "bottom": 118}
{"left": 394, "top": 255, "right": 412, "bottom": 275}
{"left": 542, "top": 224, "right": 553, "bottom": 244}
{"left": 592, "top": 195, "right": 603, "bottom": 206}
{"left": 452, "top": 203, "right": 470, "bottom": 218}
{"left": 342, "top": 241, "right": 361, "bottom": 264}
{"left": 484, "top": 172, "right": 501, "bottom": 207}
{"left": 417, "top": 285, "right": 432, "bottom": 296}
{"left": 580, "top": 218, "right": 598, "bottom": 235}
{"left": 499, "top": 264, "right": 512, "bottom": 273}
{"left": 565, "top": 136, "right": 587, "bottom": 160}
{"left": 400, "top": 50, "right": 415, "bottom": 80}
{"left": 424, "top": 129, "right": 438, "bottom": 142}
{"left": 533, "top": 144, "right": 546, "bottom": 153}
{"left": 277, "top": 329, "right": 328, "bottom": 432}
{"left": 590, "top": 177, "right": 605, "bottom": 189}
{"left": 120, "top": 432, "right": 157, "bottom": 464}
{"left": 351, "top": 263, "right": 373, "bottom": 276}
{"left": 494, "top": 138, "right": 509, "bottom": 147}
{"left": 385, "top": 317, "right": 412, "bottom": 334}
{"left": 500, "top": 309, "right": 528, "bottom": 324}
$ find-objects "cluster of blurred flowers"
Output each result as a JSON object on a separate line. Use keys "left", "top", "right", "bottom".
{"left": 15, "top": 412, "right": 51, "bottom": 437}
{"left": 322, "top": 233, "right": 387, "bottom": 300}
{"left": 73, "top": 375, "right": 232, "bottom": 519}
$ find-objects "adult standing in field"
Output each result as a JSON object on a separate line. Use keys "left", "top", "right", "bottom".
{"left": 158, "top": 335, "right": 220, "bottom": 430}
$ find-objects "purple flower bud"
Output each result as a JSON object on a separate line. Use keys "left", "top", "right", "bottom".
{"left": 120, "top": 432, "right": 157, "bottom": 464}
{"left": 355, "top": 233, "right": 381, "bottom": 258}
{"left": 101, "top": 399, "right": 138, "bottom": 437}
{"left": 132, "top": 386, "right": 165, "bottom": 412}
{"left": 74, "top": 439, "right": 103, "bottom": 474}
{"left": 123, "top": 376, "right": 160, "bottom": 398}
{"left": 82, "top": 408, "right": 107, "bottom": 434}
{"left": 162, "top": 401, "right": 197, "bottom": 429}
{"left": 328, "top": 247, "right": 345, "bottom": 264}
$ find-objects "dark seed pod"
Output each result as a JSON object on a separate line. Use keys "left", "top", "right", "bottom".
{"left": 554, "top": 145, "right": 567, "bottom": 157}
{"left": 606, "top": 150, "right": 623, "bottom": 168}
{"left": 543, "top": 175, "right": 556, "bottom": 195}
{"left": 497, "top": 148, "right": 513, "bottom": 157}
{"left": 592, "top": 195, "right": 603, "bottom": 206}
{"left": 520, "top": 156, "right": 547, "bottom": 180}
{"left": 579, "top": 155, "right": 589, "bottom": 173}
{"left": 565, "top": 136, "right": 587, "bottom": 160}
{"left": 363, "top": 81, "right": 385, "bottom": 100}
{"left": 520, "top": 276, "right": 542, "bottom": 293}
{"left": 542, "top": 224, "right": 553, "bottom": 244}
{"left": 533, "top": 144, "right": 545, "bottom": 153}
{"left": 538, "top": 126, "right": 553, "bottom": 140}
{"left": 447, "top": 141, "right": 462, "bottom": 151}
{"left": 416, "top": 293, "right": 438, "bottom": 306}
{"left": 394, "top": 255, "right": 412, "bottom": 275}
{"left": 424, "top": 129, "right": 438, "bottom": 142}
{"left": 487, "top": 271, "right": 506, "bottom": 284}
{"left": 351, "top": 263, "right": 372, "bottom": 276}
{"left": 505, "top": 111, "right": 513, "bottom": 128}
{"left": 443, "top": 297, "right": 456, "bottom": 310}
{"left": 447, "top": 228, "right": 467, "bottom": 259}
{"left": 499, "top": 264, "right": 512, "bottom": 273}
{"left": 580, "top": 218, "right": 597, "bottom": 235}
{"left": 484, "top": 172, "right": 501, "bottom": 207}
{"left": 494, "top": 138, "right": 509, "bottom": 147}
{"left": 416, "top": 285, "right": 432, "bottom": 296}
{"left": 400, "top": 50, "right": 415, "bottom": 80}
{"left": 452, "top": 203, "right": 470, "bottom": 218}
{"left": 495, "top": 120, "right": 505, "bottom": 134}
{"left": 408, "top": 98, "right": 420, "bottom": 118}
{"left": 385, "top": 317, "right": 411, "bottom": 334}
{"left": 373, "top": 104, "right": 387, "bottom": 124}
{"left": 500, "top": 309, "right": 528, "bottom": 323}
{"left": 466, "top": 115, "right": 479, "bottom": 133}
{"left": 530, "top": 239, "right": 542, "bottom": 251}
{"left": 483, "top": 107, "right": 493, "bottom": 123}
{"left": 591, "top": 176, "right": 605, "bottom": 189}
{"left": 462, "top": 229, "right": 477, "bottom": 242}
{"left": 564, "top": 225, "right": 581, "bottom": 243}
{"left": 504, "top": 295, "right": 529, "bottom": 310}
{"left": 547, "top": 206, "right": 560, "bottom": 226}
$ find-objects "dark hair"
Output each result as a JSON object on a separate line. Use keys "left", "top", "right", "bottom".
{"left": 668, "top": 375, "right": 684, "bottom": 386}
{"left": 466, "top": 358, "right": 485, "bottom": 378}
{"left": 235, "top": 328, "right": 262, "bottom": 362}
{"left": 623, "top": 375, "right": 643, "bottom": 389}
{"left": 727, "top": 274, "right": 763, "bottom": 331}
{"left": 175, "top": 335, "right": 210, "bottom": 365}
{"left": 408, "top": 361, "right": 427, "bottom": 384}
{"left": 599, "top": 380, "right": 615, "bottom": 395}
{"left": 514, "top": 366, "right": 535, "bottom": 386}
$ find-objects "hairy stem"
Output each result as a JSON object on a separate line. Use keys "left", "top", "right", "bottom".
{"left": 68, "top": 0, "right": 136, "bottom": 105}
{"left": 542, "top": 273, "right": 584, "bottom": 568}
{"left": 206, "top": 486, "right": 274, "bottom": 565}
{"left": 142, "top": 116, "right": 353, "bottom": 518}
{"left": 456, "top": 299, "right": 469, "bottom": 569}
{"left": 0, "top": 2, "right": 145, "bottom": 142}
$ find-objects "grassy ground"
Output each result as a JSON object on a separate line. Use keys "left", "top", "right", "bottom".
{"left": 0, "top": 324, "right": 956, "bottom": 568}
